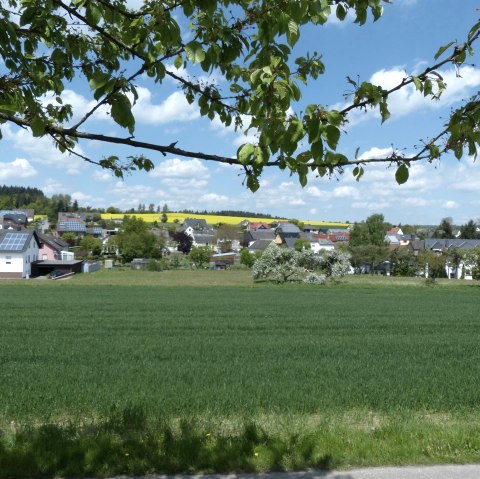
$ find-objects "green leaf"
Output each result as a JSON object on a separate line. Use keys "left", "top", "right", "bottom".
{"left": 380, "top": 100, "right": 390, "bottom": 123}
{"left": 429, "top": 144, "right": 440, "bottom": 159}
{"left": 411, "top": 76, "right": 423, "bottom": 92}
{"left": 254, "top": 146, "right": 269, "bottom": 165}
{"left": 174, "top": 55, "right": 183, "bottom": 69}
{"left": 287, "top": 118, "right": 305, "bottom": 143}
{"left": 454, "top": 49, "right": 466, "bottom": 65}
{"left": 336, "top": 4, "right": 347, "bottom": 21}
{"left": 423, "top": 79, "right": 433, "bottom": 97}
{"left": 237, "top": 143, "right": 255, "bottom": 165}
{"left": 468, "top": 21, "right": 480, "bottom": 40}
{"left": 352, "top": 165, "right": 364, "bottom": 181}
{"left": 247, "top": 174, "right": 259, "bottom": 192}
{"left": 30, "top": 117, "right": 46, "bottom": 137}
{"left": 325, "top": 110, "right": 343, "bottom": 127}
{"left": 111, "top": 94, "right": 135, "bottom": 134}
{"left": 88, "top": 70, "right": 111, "bottom": 91}
{"left": 311, "top": 140, "right": 323, "bottom": 162}
{"left": 185, "top": 41, "right": 206, "bottom": 64}
{"left": 324, "top": 125, "right": 340, "bottom": 150}
{"left": 86, "top": 3, "right": 102, "bottom": 25}
{"left": 395, "top": 164, "right": 409, "bottom": 185}
{"left": 434, "top": 41, "right": 455, "bottom": 60}
{"left": 286, "top": 19, "right": 299, "bottom": 47}
{"left": 298, "top": 172, "right": 308, "bottom": 187}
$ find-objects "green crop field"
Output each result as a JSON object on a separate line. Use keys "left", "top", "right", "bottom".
{"left": 1, "top": 275, "right": 480, "bottom": 476}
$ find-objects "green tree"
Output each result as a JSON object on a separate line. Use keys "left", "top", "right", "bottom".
{"left": 349, "top": 244, "right": 389, "bottom": 273}
{"left": 123, "top": 216, "right": 149, "bottom": 235}
{"left": 435, "top": 217, "right": 454, "bottom": 239}
{"left": 0, "top": 2, "right": 479, "bottom": 187}
{"left": 294, "top": 237, "right": 311, "bottom": 252}
{"left": 60, "top": 232, "right": 77, "bottom": 246}
{"left": 240, "top": 248, "right": 255, "bottom": 268}
{"left": 116, "top": 216, "right": 157, "bottom": 261}
{"left": 349, "top": 214, "right": 388, "bottom": 247}
{"left": 389, "top": 248, "right": 415, "bottom": 277}
{"left": 460, "top": 219, "right": 479, "bottom": 239}
{"left": 417, "top": 250, "right": 447, "bottom": 279}
{"left": 161, "top": 213, "right": 168, "bottom": 223}
{"left": 189, "top": 246, "right": 212, "bottom": 268}
{"left": 79, "top": 235, "right": 102, "bottom": 256}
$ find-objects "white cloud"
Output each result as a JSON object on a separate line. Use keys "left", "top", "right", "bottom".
{"left": 132, "top": 88, "right": 200, "bottom": 124}
{"left": 162, "top": 177, "right": 209, "bottom": 190}
{"left": 150, "top": 157, "right": 209, "bottom": 178}
{"left": 306, "top": 186, "right": 323, "bottom": 198}
{"left": 358, "top": 147, "right": 395, "bottom": 161}
{"left": 42, "top": 179, "right": 69, "bottom": 196}
{"left": 199, "top": 193, "right": 229, "bottom": 203}
{"left": 45, "top": 86, "right": 200, "bottom": 127}
{"left": 442, "top": 200, "right": 459, "bottom": 209}
{"left": 351, "top": 200, "right": 391, "bottom": 210}
{"left": 71, "top": 191, "right": 98, "bottom": 205}
{"left": 3, "top": 124, "right": 86, "bottom": 174}
{"left": 0, "top": 158, "right": 37, "bottom": 180}
{"left": 93, "top": 170, "right": 113, "bottom": 182}
{"left": 403, "top": 197, "right": 435, "bottom": 207}
{"left": 331, "top": 185, "right": 361, "bottom": 199}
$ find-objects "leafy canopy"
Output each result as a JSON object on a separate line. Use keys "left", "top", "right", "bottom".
{"left": 1, "top": 1, "right": 480, "bottom": 190}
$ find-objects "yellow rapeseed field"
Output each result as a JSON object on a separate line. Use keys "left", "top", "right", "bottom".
{"left": 100, "top": 212, "right": 349, "bottom": 228}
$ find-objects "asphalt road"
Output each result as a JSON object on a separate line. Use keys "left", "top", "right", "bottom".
{"left": 105, "top": 465, "right": 480, "bottom": 479}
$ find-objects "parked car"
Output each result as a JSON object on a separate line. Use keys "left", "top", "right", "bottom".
{"left": 49, "top": 270, "right": 66, "bottom": 279}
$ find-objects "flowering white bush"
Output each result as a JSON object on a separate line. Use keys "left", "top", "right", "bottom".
{"left": 253, "top": 245, "right": 352, "bottom": 283}
{"left": 252, "top": 245, "right": 303, "bottom": 283}
{"left": 321, "top": 249, "right": 352, "bottom": 277}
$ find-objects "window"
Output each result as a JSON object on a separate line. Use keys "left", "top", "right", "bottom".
{"left": 6, "top": 256, "right": 11, "bottom": 264}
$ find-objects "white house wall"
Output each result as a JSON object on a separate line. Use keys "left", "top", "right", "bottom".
{"left": 0, "top": 237, "right": 39, "bottom": 278}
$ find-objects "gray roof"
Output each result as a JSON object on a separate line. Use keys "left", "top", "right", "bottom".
{"left": 301, "top": 232, "right": 317, "bottom": 242}
{"left": 317, "top": 238, "right": 335, "bottom": 246}
{"left": 38, "top": 234, "right": 69, "bottom": 252}
{"left": 248, "top": 239, "right": 274, "bottom": 251}
{"left": 183, "top": 218, "right": 209, "bottom": 230}
{"left": 0, "top": 229, "right": 39, "bottom": 253}
{"left": 250, "top": 229, "right": 275, "bottom": 240}
{"left": 0, "top": 212, "right": 27, "bottom": 225}
{"left": 276, "top": 222, "right": 301, "bottom": 234}
{"left": 193, "top": 233, "right": 216, "bottom": 245}
{"left": 424, "top": 238, "right": 480, "bottom": 251}
{"left": 409, "top": 240, "right": 424, "bottom": 251}
{"left": 282, "top": 237, "right": 297, "bottom": 249}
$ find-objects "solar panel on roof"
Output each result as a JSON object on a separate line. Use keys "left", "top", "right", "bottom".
{"left": 58, "top": 221, "right": 86, "bottom": 232}
{"left": 0, "top": 232, "right": 30, "bottom": 251}
{"left": 0, "top": 210, "right": 25, "bottom": 216}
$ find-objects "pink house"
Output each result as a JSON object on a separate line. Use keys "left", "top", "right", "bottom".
{"left": 38, "top": 234, "right": 69, "bottom": 260}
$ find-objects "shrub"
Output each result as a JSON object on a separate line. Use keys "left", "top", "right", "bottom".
{"left": 303, "top": 272, "right": 326, "bottom": 284}
{"left": 147, "top": 259, "right": 163, "bottom": 272}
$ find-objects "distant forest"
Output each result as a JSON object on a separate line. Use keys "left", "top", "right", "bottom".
{"left": 0, "top": 185, "right": 277, "bottom": 220}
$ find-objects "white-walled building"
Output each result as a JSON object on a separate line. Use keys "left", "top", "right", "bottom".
{"left": 0, "top": 230, "right": 40, "bottom": 279}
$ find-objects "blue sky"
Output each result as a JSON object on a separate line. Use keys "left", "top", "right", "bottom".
{"left": 1, "top": 0, "right": 480, "bottom": 225}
